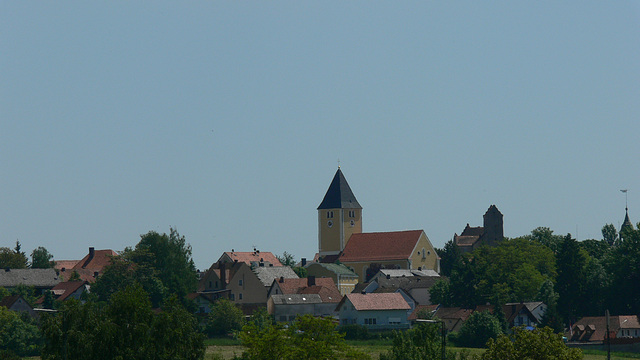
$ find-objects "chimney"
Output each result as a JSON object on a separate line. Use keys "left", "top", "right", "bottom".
{"left": 94, "top": 272, "right": 99, "bottom": 278}
{"left": 82, "top": 247, "right": 95, "bottom": 269}
{"left": 220, "top": 262, "right": 227, "bottom": 290}
{"left": 307, "top": 276, "right": 316, "bottom": 287}
{"left": 4, "top": 268, "right": 9, "bottom": 272}
{"left": 259, "top": 262, "right": 264, "bottom": 267}
{"left": 61, "top": 267, "right": 66, "bottom": 272}
{"left": 279, "top": 276, "right": 284, "bottom": 283}
{"left": 301, "top": 258, "right": 307, "bottom": 267}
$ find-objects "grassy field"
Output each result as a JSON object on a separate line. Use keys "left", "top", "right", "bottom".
{"left": 202, "top": 342, "right": 640, "bottom": 360}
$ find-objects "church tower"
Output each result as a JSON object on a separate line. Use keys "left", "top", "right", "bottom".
{"left": 318, "top": 168, "right": 362, "bottom": 258}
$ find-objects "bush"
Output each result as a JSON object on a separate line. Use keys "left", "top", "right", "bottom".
{"left": 0, "top": 307, "right": 42, "bottom": 357}
{"left": 206, "top": 299, "right": 245, "bottom": 337}
{"left": 482, "top": 326, "right": 582, "bottom": 360}
{"left": 338, "top": 324, "right": 370, "bottom": 340}
{"left": 379, "top": 323, "right": 443, "bottom": 360}
{"left": 454, "top": 310, "right": 502, "bottom": 348}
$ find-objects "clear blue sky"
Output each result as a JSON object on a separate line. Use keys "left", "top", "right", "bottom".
{"left": 2, "top": 2, "right": 639, "bottom": 270}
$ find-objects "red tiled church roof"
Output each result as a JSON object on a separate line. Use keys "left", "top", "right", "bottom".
{"left": 340, "top": 230, "right": 424, "bottom": 262}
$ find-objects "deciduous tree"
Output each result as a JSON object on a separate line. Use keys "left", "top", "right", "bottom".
{"left": 482, "top": 327, "right": 582, "bottom": 360}
{"left": 31, "top": 246, "right": 54, "bottom": 269}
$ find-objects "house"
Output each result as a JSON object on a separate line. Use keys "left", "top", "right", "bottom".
{"left": 218, "top": 249, "right": 282, "bottom": 268}
{"left": 453, "top": 205, "right": 504, "bottom": 253}
{"left": 359, "top": 272, "right": 441, "bottom": 309}
{"left": 268, "top": 276, "right": 341, "bottom": 317}
{"left": 304, "top": 262, "right": 359, "bottom": 295}
{"left": 56, "top": 247, "right": 118, "bottom": 282}
{"left": 339, "top": 230, "right": 439, "bottom": 282}
{"left": 199, "top": 260, "right": 298, "bottom": 314}
{"left": 50, "top": 281, "right": 89, "bottom": 302}
{"left": 408, "top": 304, "right": 440, "bottom": 322}
{"left": 570, "top": 315, "right": 640, "bottom": 343}
{"left": 618, "top": 315, "right": 640, "bottom": 338}
{"left": 506, "top": 301, "right": 546, "bottom": 324}
{"left": 432, "top": 307, "right": 474, "bottom": 332}
{"left": 0, "top": 268, "right": 60, "bottom": 294}
{"left": 267, "top": 294, "right": 323, "bottom": 322}
{"left": 0, "top": 295, "right": 37, "bottom": 318}
{"left": 187, "top": 292, "right": 217, "bottom": 315}
{"left": 336, "top": 292, "right": 411, "bottom": 330}
{"left": 475, "top": 303, "right": 541, "bottom": 329}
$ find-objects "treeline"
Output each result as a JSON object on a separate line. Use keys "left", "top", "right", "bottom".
{"left": 434, "top": 224, "right": 640, "bottom": 329}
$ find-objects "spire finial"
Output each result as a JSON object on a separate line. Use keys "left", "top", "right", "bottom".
{"left": 621, "top": 189, "right": 629, "bottom": 210}
{"left": 337, "top": 158, "right": 341, "bottom": 169}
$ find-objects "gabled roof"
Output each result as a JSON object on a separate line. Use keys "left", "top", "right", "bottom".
{"left": 0, "top": 268, "right": 60, "bottom": 288}
{"left": 408, "top": 304, "right": 439, "bottom": 320}
{"left": 376, "top": 269, "right": 440, "bottom": 278}
{"left": 270, "top": 294, "right": 322, "bottom": 305}
{"left": 254, "top": 266, "right": 298, "bottom": 287}
{"left": 619, "top": 315, "right": 640, "bottom": 329}
{"left": 339, "top": 292, "right": 410, "bottom": 311}
{"left": 434, "top": 307, "right": 474, "bottom": 322}
{"left": 273, "top": 277, "right": 341, "bottom": 303}
{"left": 340, "top": 230, "right": 424, "bottom": 262}
{"left": 54, "top": 260, "right": 80, "bottom": 271}
{"left": 305, "top": 262, "right": 358, "bottom": 277}
{"left": 50, "top": 281, "right": 88, "bottom": 302}
{"left": 571, "top": 316, "right": 621, "bottom": 342}
{"left": 220, "top": 251, "right": 282, "bottom": 267}
{"left": 72, "top": 249, "right": 118, "bottom": 271}
{"left": 0, "top": 295, "right": 23, "bottom": 308}
{"left": 317, "top": 168, "right": 362, "bottom": 210}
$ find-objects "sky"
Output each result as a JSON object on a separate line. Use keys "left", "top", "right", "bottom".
{"left": 1, "top": 2, "right": 639, "bottom": 271}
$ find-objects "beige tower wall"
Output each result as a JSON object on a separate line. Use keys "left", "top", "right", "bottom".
{"left": 319, "top": 208, "right": 362, "bottom": 257}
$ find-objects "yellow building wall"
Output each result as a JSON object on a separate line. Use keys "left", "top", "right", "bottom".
{"left": 319, "top": 208, "right": 362, "bottom": 256}
{"left": 408, "top": 232, "right": 439, "bottom": 272}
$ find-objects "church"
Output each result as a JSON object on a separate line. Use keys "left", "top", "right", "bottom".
{"left": 315, "top": 168, "right": 439, "bottom": 282}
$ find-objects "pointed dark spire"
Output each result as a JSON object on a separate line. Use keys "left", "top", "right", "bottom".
{"left": 621, "top": 207, "right": 633, "bottom": 233}
{"left": 317, "top": 168, "right": 362, "bottom": 210}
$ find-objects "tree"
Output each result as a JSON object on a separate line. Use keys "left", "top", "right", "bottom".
{"left": 482, "top": 327, "right": 582, "bottom": 360}
{"left": 206, "top": 299, "right": 244, "bottom": 337}
{"left": 129, "top": 228, "right": 198, "bottom": 300}
{"left": 31, "top": 246, "right": 54, "bottom": 269}
{"left": 276, "top": 251, "right": 296, "bottom": 267}
{"left": 292, "top": 266, "right": 307, "bottom": 278}
{"left": 0, "top": 241, "right": 28, "bottom": 269}
{"left": 239, "top": 315, "right": 369, "bottom": 360}
{"left": 579, "top": 239, "right": 610, "bottom": 260}
{"left": 528, "top": 227, "right": 564, "bottom": 253}
{"left": 536, "top": 279, "right": 563, "bottom": 332}
{"left": 379, "top": 322, "right": 443, "bottom": 360}
{"left": 435, "top": 239, "right": 461, "bottom": 277}
{"left": 428, "top": 278, "right": 453, "bottom": 307}
{"left": 604, "top": 225, "right": 640, "bottom": 315}
{"left": 601, "top": 224, "right": 618, "bottom": 246}
{"left": 41, "top": 284, "right": 204, "bottom": 360}
{"left": 556, "top": 234, "right": 587, "bottom": 324}
{"left": 0, "top": 306, "right": 42, "bottom": 357}
{"left": 454, "top": 310, "right": 502, "bottom": 348}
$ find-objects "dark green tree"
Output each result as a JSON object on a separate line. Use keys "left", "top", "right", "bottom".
{"left": 0, "top": 241, "right": 29, "bottom": 269}
{"left": 428, "top": 278, "right": 453, "bottom": 307}
{"left": 579, "top": 239, "right": 610, "bottom": 260}
{"left": 527, "top": 227, "right": 564, "bottom": 253}
{"left": 129, "top": 228, "right": 198, "bottom": 300}
{"left": 601, "top": 224, "right": 618, "bottom": 246}
{"left": 205, "top": 298, "right": 244, "bottom": 337}
{"left": 536, "top": 279, "right": 563, "bottom": 332}
{"left": 379, "top": 322, "right": 444, "bottom": 360}
{"left": 31, "top": 246, "right": 54, "bottom": 268}
{"left": 454, "top": 310, "right": 502, "bottom": 348}
{"left": 555, "top": 234, "right": 587, "bottom": 324}
{"left": 276, "top": 251, "right": 296, "bottom": 267}
{"left": 604, "top": 225, "right": 640, "bottom": 315}
{"left": 435, "top": 239, "right": 461, "bottom": 277}
{"left": 0, "top": 306, "right": 42, "bottom": 357}
{"left": 482, "top": 327, "right": 582, "bottom": 360}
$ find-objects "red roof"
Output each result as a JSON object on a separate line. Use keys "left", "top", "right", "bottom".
{"left": 54, "top": 260, "right": 80, "bottom": 271}
{"left": 408, "top": 304, "right": 439, "bottom": 320}
{"left": 343, "top": 293, "right": 410, "bottom": 311}
{"left": 72, "top": 249, "right": 118, "bottom": 271}
{"left": 274, "top": 277, "right": 341, "bottom": 303}
{"left": 340, "top": 230, "right": 424, "bottom": 262}
{"left": 221, "top": 251, "right": 282, "bottom": 267}
{"left": 50, "top": 281, "right": 87, "bottom": 301}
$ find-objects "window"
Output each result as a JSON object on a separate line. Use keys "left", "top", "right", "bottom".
{"left": 209, "top": 281, "right": 212, "bottom": 289}
{"left": 230, "top": 293, "right": 235, "bottom": 300}
{"left": 238, "top": 293, "right": 243, "bottom": 300}
{"left": 350, "top": 220, "right": 355, "bottom": 227}
{"left": 327, "top": 211, "right": 334, "bottom": 219}
{"left": 239, "top": 279, "right": 243, "bottom": 286}
{"left": 389, "top": 317, "right": 401, "bottom": 325}
{"left": 348, "top": 210, "right": 355, "bottom": 218}
{"left": 422, "top": 248, "right": 426, "bottom": 259}
{"left": 364, "top": 318, "right": 377, "bottom": 325}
